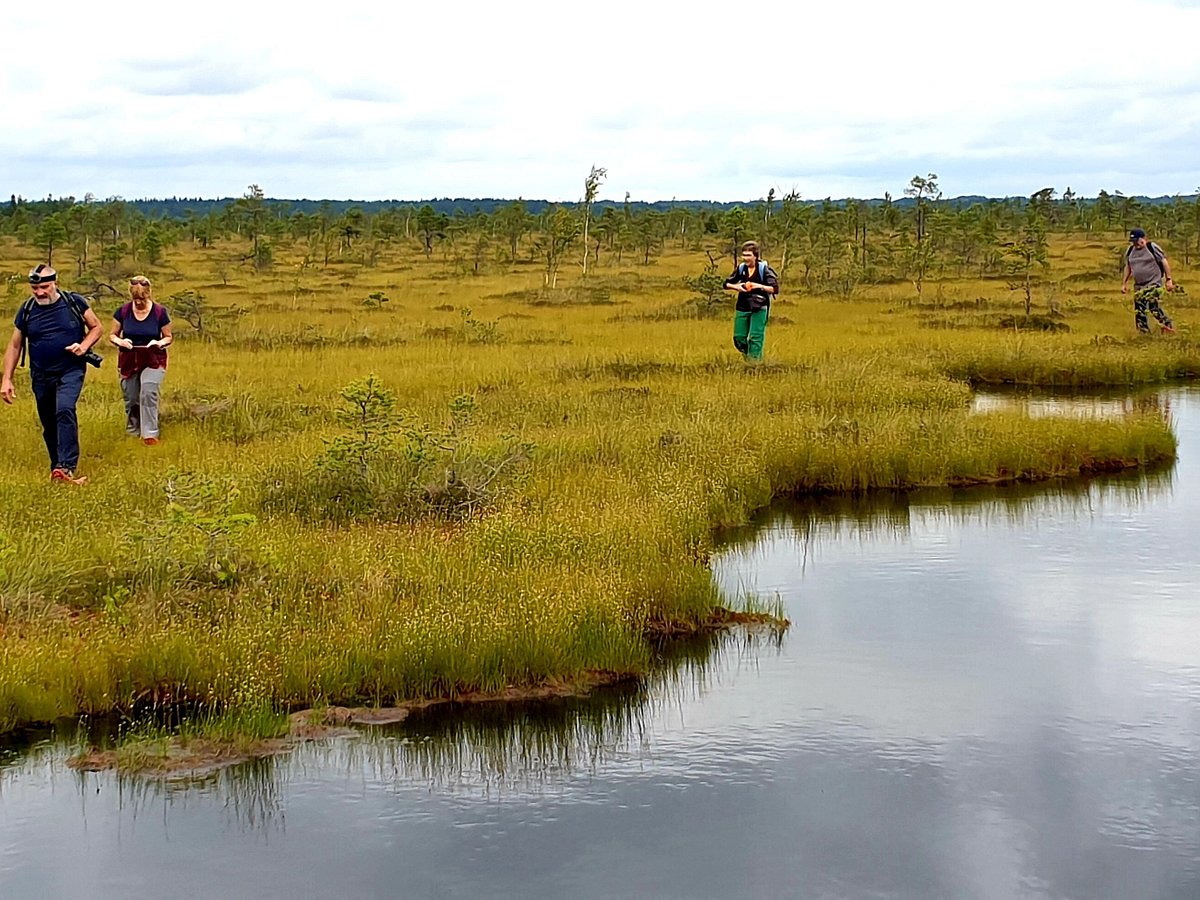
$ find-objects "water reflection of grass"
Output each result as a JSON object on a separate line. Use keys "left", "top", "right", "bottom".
{"left": 329, "top": 625, "right": 786, "bottom": 796}
{"left": 368, "top": 689, "right": 649, "bottom": 793}
{"left": 1, "top": 623, "right": 784, "bottom": 827}
{"left": 1, "top": 720, "right": 286, "bottom": 835}
{"left": 102, "top": 755, "right": 286, "bottom": 833}
{"left": 973, "top": 386, "right": 1177, "bottom": 421}
{"left": 0, "top": 722, "right": 67, "bottom": 777}
{"left": 726, "top": 464, "right": 1175, "bottom": 553}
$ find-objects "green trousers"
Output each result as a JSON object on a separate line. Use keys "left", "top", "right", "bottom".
{"left": 733, "top": 307, "right": 769, "bottom": 361}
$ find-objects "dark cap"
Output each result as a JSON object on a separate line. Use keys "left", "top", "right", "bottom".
{"left": 28, "top": 264, "right": 57, "bottom": 285}
{"left": 1129, "top": 228, "right": 1147, "bottom": 241}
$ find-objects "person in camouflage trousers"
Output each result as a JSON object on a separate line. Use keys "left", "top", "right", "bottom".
{"left": 1121, "top": 228, "right": 1176, "bottom": 334}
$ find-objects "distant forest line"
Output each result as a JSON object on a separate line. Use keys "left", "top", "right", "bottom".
{"left": 5, "top": 179, "right": 1200, "bottom": 305}
{"left": 5, "top": 190, "right": 1200, "bottom": 221}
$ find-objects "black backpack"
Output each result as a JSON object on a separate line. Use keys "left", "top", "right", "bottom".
{"left": 15, "top": 291, "right": 93, "bottom": 368}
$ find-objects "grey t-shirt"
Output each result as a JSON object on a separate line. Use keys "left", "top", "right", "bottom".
{"left": 1128, "top": 243, "right": 1166, "bottom": 288}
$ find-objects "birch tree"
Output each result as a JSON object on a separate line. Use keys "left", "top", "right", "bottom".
{"left": 581, "top": 165, "right": 606, "bottom": 277}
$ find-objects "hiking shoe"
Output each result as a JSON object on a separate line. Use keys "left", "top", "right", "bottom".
{"left": 143, "top": 437, "right": 159, "bottom": 446}
{"left": 50, "top": 468, "right": 69, "bottom": 482}
{"left": 1162, "top": 324, "right": 1176, "bottom": 334}
{"left": 51, "top": 468, "right": 88, "bottom": 485}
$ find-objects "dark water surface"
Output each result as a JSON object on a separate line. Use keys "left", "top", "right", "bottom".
{"left": 3, "top": 392, "right": 1200, "bottom": 899}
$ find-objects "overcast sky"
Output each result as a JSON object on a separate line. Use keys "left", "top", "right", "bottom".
{"left": 4, "top": 0, "right": 1200, "bottom": 204}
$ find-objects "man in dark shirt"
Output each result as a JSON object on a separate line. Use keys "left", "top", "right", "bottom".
{"left": 1, "top": 265, "right": 104, "bottom": 483}
{"left": 1121, "top": 228, "right": 1176, "bottom": 334}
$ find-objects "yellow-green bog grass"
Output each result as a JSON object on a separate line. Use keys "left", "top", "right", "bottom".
{"left": 0, "top": 235, "right": 1190, "bottom": 734}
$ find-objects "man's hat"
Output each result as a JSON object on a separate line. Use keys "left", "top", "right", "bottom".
{"left": 28, "top": 264, "right": 57, "bottom": 284}
{"left": 1129, "top": 228, "right": 1147, "bottom": 242}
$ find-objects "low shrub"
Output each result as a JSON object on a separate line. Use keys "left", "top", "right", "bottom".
{"left": 262, "top": 375, "right": 534, "bottom": 523}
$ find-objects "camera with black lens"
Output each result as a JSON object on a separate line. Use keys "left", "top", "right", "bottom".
{"left": 84, "top": 350, "right": 103, "bottom": 368}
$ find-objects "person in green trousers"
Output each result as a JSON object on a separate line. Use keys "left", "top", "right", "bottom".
{"left": 723, "top": 240, "right": 779, "bottom": 361}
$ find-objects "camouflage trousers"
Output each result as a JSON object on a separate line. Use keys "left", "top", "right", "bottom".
{"left": 1133, "top": 285, "right": 1174, "bottom": 333}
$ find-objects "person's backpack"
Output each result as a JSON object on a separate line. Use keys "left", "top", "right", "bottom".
{"left": 1126, "top": 241, "right": 1167, "bottom": 278}
{"left": 15, "top": 291, "right": 92, "bottom": 368}
{"left": 742, "top": 260, "right": 778, "bottom": 296}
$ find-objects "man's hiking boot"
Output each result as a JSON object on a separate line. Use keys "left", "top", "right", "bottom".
{"left": 143, "top": 437, "right": 159, "bottom": 446}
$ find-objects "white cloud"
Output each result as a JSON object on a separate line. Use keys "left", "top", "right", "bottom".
{"left": 3, "top": 0, "right": 1200, "bottom": 200}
